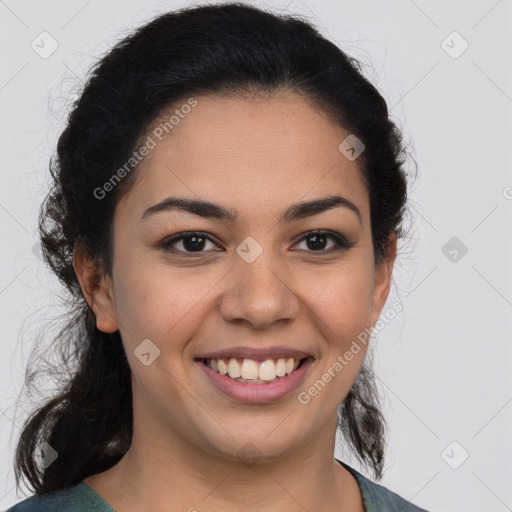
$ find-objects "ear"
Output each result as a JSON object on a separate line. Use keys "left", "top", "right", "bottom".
{"left": 370, "top": 231, "right": 398, "bottom": 327}
{"left": 73, "top": 243, "right": 119, "bottom": 333}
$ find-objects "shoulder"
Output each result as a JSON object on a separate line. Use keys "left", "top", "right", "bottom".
{"left": 336, "top": 459, "right": 431, "bottom": 512}
{"left": 5, "top": 482, "right": 113, "bottom": 512}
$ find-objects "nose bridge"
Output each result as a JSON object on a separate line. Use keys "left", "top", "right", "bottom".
{"left": 219, "top": 238, "right": 299, "bottom": 328}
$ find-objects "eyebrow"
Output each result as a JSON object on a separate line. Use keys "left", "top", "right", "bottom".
{"left": 140, "top": 194, "right": 362, "bottom": 226}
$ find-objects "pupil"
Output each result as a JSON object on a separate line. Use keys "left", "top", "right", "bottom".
{"left": 307, "top": 234, "right": 326, "bottom": 250}
{"left": 184, "top": 235, "right": 205, "bottom": 251}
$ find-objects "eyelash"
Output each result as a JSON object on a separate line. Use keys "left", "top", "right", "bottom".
{"left": 159, "top": 230, "right": 355, "bottom": 257}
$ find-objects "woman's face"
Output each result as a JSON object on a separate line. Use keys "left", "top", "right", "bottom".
{"left": 81, "top": 91, "right": 396, "bottom": 463}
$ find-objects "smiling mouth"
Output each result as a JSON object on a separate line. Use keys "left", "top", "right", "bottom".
{"left": 198, "top": 356, "right": 309, "bottom": 384}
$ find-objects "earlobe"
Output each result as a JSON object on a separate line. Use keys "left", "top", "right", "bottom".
{"left": 73, "top": 244, "right": 119, "bottom": 333}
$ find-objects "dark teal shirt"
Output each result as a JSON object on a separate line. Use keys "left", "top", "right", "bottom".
{"left": 6, "top": 459, "right": 429, "bottom": 511}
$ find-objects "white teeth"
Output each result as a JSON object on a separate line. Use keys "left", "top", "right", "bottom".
{"left": 276, "top": 358, "right": 287, "bottom": 377}
{"left": 241, "top": 359, "right": 259, "bottom": 379}
{"left": 218, "top": 359, "right": 228, "bottom": 375}
{"left": 227, "top": 358, "right": 241, "bottom": 378}
{"left": 258, "top": 359, "right": 276, "bottom": 381}
{"left": 205, "top": 356, "right": 305, "bottom": 382}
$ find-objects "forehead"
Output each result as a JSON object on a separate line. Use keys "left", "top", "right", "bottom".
{"left": 117, "top": 92, "right": 369, "bottom": 223}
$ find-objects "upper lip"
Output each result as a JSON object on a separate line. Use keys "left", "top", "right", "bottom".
{"left": 196, "top": 345, "right": 313, "bottom": 361}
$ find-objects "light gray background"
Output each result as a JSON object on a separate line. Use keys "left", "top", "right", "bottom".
{"left": 1, "top": 1, "right": 511, "bottom": 511}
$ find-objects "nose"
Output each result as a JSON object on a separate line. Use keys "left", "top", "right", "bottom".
{"left": 219, "top": 253, "right": 300, "bottom": 330}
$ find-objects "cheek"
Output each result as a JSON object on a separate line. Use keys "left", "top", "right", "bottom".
{"left": 296, "top": 265, "right": 374, "bottom": 414}
{"left": 302, "top": 260, "right": 374, "bottom": 340}
{"left": 112, "top": 252, "right": 221, "bottom": 349}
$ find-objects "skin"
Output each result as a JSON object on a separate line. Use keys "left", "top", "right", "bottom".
{"left": 75, "top": 91, "right": 397, "bottom": 512}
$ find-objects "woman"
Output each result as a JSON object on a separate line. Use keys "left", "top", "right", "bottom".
{"left": 8, "top": 2, "right": 428, "bottom": 511}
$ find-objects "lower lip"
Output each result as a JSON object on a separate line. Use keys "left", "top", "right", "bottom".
{"left": 196, "top": 358, "right": 314, "bottom": 403}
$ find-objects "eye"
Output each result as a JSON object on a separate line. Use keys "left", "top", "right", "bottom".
{"left": 294, "top": 230, "right": 355, "bottom": 254}
{"left": 159, "top": 230, "right": 354, "bottom": 257}
{"left": 160, "top": 232, "right": 219, "bottom": 255}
